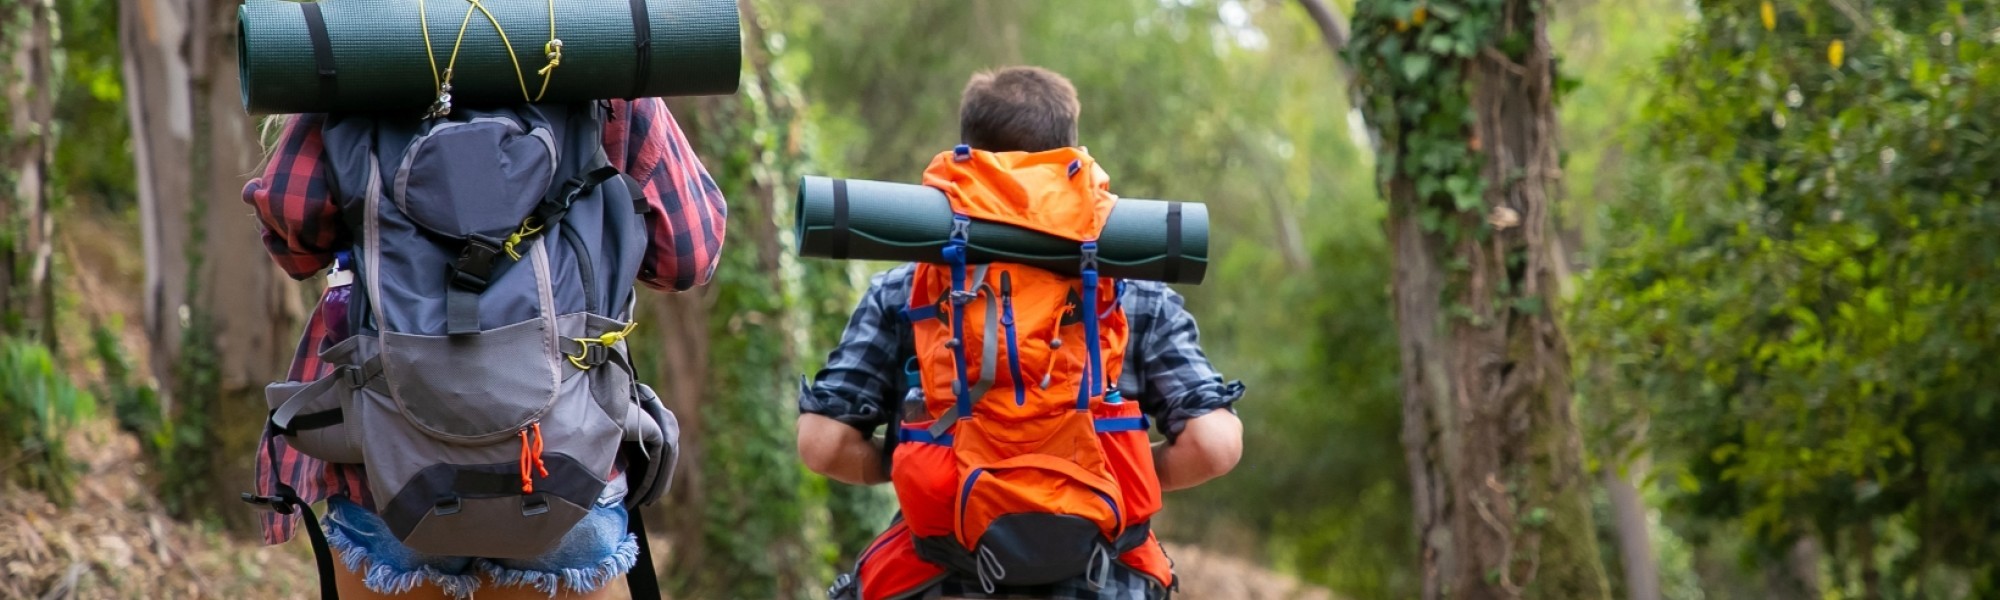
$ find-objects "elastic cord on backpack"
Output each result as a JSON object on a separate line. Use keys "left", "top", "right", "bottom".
{"left": 519, "top": 422, "right": 548, "bottom": 494}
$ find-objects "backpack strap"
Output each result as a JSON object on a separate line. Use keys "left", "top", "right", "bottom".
{"left": 627, "top": 509, "right": 663, "bottom": 599}
{"left": 242, "top": 421, "right": 340, "bottom": 600}
{"left": 930, "top": 257, "right": 992, "bottom": 439}
{"left": 1077, "top": 242, "right": 1104, "bottom": 409}
{"left": 443, "top": 165, "right": 622, "bottom": 336}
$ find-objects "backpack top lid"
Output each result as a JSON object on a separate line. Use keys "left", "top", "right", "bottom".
{"left": 921, "top": 146, "right": 1116, "bottom": 242}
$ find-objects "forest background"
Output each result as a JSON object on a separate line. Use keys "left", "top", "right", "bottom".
{"left": 5, "top": 0, "right": 1998, "bottom": 599}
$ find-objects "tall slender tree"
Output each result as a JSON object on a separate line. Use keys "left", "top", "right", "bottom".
{"left": 1338, "top": 0, "right": 1609, "bottom": 597}
{"left": 2, "top": 0, "right": 58, "bottom": 341}
{"left": 118, "top": 0, "right": 299, "bottom": 524}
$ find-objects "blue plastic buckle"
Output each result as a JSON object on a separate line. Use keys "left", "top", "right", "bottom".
{"left": 1067, "top": 159, "right": 1082, "bottom": 178}
{"left": 953, "top": 144, "right": 972, "bottom": 162}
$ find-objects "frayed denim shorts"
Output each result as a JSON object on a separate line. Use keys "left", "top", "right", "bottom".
{"left": 323, "top": 495, "right": 638, "bottom": 599}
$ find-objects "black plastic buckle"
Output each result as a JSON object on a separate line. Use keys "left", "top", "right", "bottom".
{"left": 568, "top": 339, "right": 612, "bottom": 368}
{"left": 241, "top": 492, "right": 299, "bottom": 515}
{"left": 449, "top": 238, "right": 503, "bottom": 291}
{"left": 1079, "top": 245, "right": 1101, "bottom": 273}
{"left": 522, "top": 495, "right": 550, "bottom": 516}
{"left": 434, "top": 496, "right": 463, "bottom": 516}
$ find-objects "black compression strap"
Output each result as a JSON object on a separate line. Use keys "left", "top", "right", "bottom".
{"left": 627, "top": 509, "right": 663, "bottom": 599}
{"left": 301, "top": 3, "right": 337, "bottom": 99}
{"left": 831, "top": 179, "right": 852, "bottom": 260}
{"left": 628, "top": 0, "right": 652, "bottom": 98}
{"left": 1163, "top": 202, "right": 1184, "bottom": 283}
{"left": 297, "top": 501, "right": 339, "bottom": 600}
{"left": 280, "top": 408, "right": 345, "bottom": 435}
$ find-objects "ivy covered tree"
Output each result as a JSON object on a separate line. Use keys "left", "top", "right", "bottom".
{"left": 1572, "top": 0, "right": 2000, "bottom": 597}
{"left": 1346, "top": 0, "right": 1609, "bottom": 597}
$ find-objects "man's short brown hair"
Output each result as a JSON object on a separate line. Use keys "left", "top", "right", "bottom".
{"left": 959, "top": 66, "right": 1080, "bottom": 153}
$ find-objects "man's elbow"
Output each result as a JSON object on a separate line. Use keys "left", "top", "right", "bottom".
{"left": 796, "top": 413, "right": 858, "bottom": 479}
{"left": 1181, "top": 411, "right": 1244, "bottom": 480}
{"left": 796, "top": 415, "right": 840, "bottom": 477}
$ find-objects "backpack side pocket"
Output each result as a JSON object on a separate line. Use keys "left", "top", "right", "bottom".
{"left": 623, "top": 383, "right": 679, "bottom": 509}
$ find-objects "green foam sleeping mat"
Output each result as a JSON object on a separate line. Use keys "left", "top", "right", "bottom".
{"left": 795, "top": 176, "right": 1209, "bottom": 285}
{"left": 237, "top": 0, "right": 741, "bottom": 115}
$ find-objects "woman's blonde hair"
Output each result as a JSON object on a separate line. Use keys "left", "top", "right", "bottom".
{"left": 254, "top": 114, "right": 295, "bottom": 173}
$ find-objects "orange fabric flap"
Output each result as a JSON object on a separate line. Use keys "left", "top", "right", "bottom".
{"left": 921, "top": 147, "right": 1117, "bottom": 242}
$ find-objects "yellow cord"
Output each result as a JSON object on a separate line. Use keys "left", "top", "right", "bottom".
{"left": 417, "top": 0, "right": 564, "bottom": 115}
{"left": 502, "top": 217, "right": 545, "bottom": 260}
{"left": 565, "top": 320, "right": 639, "bottom": 370}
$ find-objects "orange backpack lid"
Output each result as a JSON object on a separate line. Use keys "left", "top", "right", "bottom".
{"left": 921, "top": 146, "right": 1117, "bottom": 242}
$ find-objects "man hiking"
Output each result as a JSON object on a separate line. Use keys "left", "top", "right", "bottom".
{"left": 798, "top": 66, "right": 1245, "bottom": 600}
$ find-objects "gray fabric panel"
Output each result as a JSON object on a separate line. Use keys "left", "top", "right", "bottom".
{"left": 399, "top": 487, "right": 591, "bottom": 559}
{"left": 266, "top": 377, "right": 365, "bottom": 464}
{"left": 379, "top": 317, "right": 559, "bottom": 440}
{"left": 966, "top": 281, "right": 1001, "bottom": 405}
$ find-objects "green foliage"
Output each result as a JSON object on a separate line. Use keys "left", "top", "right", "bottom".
{"left": 0, "top": 335, "right": 98, "bottom": 505}
{"left": 90, "top": 319, "right": 162, "bottom": 445}
{"left": 51, "top": 0, "right": 135, "bottom": 212}
{"left": 1573, "top": 0, "right": 2000, "bottom": 594}
{"left": 1348, "top": 0, "right": 1499, "bottom": 245}
{"left": 664, "top": 2, "right": 876, "bottom": 595}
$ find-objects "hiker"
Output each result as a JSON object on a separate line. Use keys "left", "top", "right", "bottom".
{"left": 798, "top": 66, "right": 1245, "bottom": 600}
{"left": 240, "top": 96, "right": 725, "bottom": 600}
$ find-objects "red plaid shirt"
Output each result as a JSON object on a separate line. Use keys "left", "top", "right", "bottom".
{"left": 242, "top": 99, "right": 726, "bottom": 545}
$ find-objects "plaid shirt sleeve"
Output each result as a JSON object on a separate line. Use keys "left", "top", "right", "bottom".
{"left": 1117, "top": 282, "right": 1245, "bottom": 442}
{"left": 798, "top": 265, "right": 916, "bottom": 435}
{"left": 241, "top": 113, "right": 343, "bottom": 279}
{"left": 604, "top": 98, "right": 728, "bottom": 291}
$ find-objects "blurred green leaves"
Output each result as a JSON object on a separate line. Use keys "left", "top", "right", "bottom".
{"left": 1571, "top": 0, "right": 2000, "bottom": 594}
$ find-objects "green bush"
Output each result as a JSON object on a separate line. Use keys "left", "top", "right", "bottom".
{"left": 0, "top": 335, "right": 97, "bottom": 504}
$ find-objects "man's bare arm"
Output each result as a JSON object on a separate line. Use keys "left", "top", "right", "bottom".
{"left": 1153, "top": 410, "right": 1243, "bottom": 492}
{"left": 797, "top": 413, "right": 889, "bottom": 486}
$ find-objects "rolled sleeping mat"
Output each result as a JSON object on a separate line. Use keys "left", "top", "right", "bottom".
{"left": 795, "top": 176, "right": 1209, "bottom": 284}
{"left": 237, "top": 0, "right": 741, "bottom": 115}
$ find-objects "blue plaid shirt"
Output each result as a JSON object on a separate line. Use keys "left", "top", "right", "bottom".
{"left": 799, "top": 263, "right": 1245, "bottom": 443}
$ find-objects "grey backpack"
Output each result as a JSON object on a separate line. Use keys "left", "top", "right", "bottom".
{"left": 259, "top": 102, "right": 678, "bottom": 562}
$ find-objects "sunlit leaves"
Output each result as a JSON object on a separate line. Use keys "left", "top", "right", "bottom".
{"left": 1570, "top": 0, "right": 2000, "bottom": 591}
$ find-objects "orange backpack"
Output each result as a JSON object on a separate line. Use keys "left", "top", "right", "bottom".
{"left": 846, "top": 146, "right": 1175, "bottom": 599}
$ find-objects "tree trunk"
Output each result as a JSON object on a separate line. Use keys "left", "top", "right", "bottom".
{"left": 1366, "top": 0, "right": 1612, "bottom": 597}
{"left": 1606, "top": 457, "right": 1661, "bottom": 600}
{"left": 1763, "top": 535, "right": 1823, "bottom": 600}
{"left": 120, "top": 0, "right": 301, "bottom": 526}
{"left": 643, "top": 287, "right": 714, "bottom": 574}
{"left": 2, "top": 0, "right": 58, "bottom": 342}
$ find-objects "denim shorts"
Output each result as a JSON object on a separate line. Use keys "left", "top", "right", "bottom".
{"left": 323, "top": 495, "right": 638, "bottom": 599}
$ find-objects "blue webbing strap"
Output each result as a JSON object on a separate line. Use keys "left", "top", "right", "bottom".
{"left": 1079, "top": 242, "right": 1103, "bottom": 410}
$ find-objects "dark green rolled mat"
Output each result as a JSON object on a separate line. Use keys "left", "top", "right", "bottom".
{"left": 795, "top": 176, "right": 1209, "bottom": 284}
{"left": 237, "top": 0, "right": 740, "bottom": 115}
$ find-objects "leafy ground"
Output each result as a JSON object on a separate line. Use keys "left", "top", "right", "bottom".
{"left": 0, "top": 419, "right": 316, "bottom": 599}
